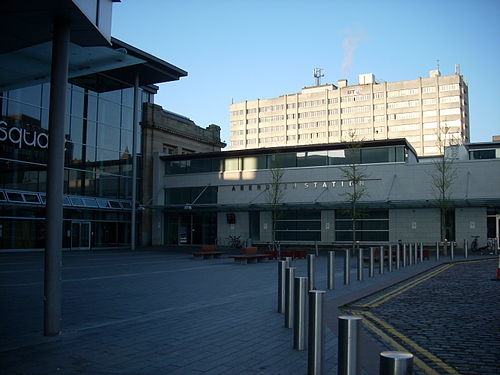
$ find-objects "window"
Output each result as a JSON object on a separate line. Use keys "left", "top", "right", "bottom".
{"left": 440, "top": 108, "right": 460, "bottom": 116}
{"left": 422, "top": 86, "right": 436, "bottom": 94}
{"left": 373, "top": 92, "right": 384, "bottom": 99}
{"left": 439, "top": 96, "right": 460, "bottom": 104}
{"left": 335, "top": 209, "right": 389, "bottom": 241}
{"left": 422, "top": 98, "right": 436, "bottom": 106}
{"left": 439, "top": 84, "right": 459, "bottom": 92}
{"left": 470, "top": 149, "right": 497, "bottom": 160}
{"left": 275, "top": 210, "right": 321, "bottom": 241}
{"left": 163, "top": 145, "right": 177, "bottom": 154}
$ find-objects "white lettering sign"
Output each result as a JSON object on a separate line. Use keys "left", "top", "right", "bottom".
{"left": 0, "top": 121, "right": 48, "bottom": 149}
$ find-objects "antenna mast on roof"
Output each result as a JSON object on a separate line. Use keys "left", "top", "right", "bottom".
{"left": 313, "top": 68, "right": 324, "bottom": 86}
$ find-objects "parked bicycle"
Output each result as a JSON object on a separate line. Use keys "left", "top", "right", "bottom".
{"left": 470, "top": 236, "right": 496, "bottom": 255}
{"left": 227, "top": 235, "right": 242, "bottom": 248}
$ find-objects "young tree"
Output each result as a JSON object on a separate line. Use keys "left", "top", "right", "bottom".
{"left": 339, "top": 130, "right": 369, "bottom": 255}
{"left": 429, "top": 125, "right": 459, "bottom": 243}
{"left": 266, "top": 153, "right": 286, "bottom": 255}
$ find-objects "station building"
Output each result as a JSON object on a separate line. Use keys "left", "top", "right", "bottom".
{"left": 152, "top": 139, "right": 500, "bottom": 249}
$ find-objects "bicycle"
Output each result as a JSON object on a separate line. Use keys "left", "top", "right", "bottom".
{"left": 227, "top": 235, "right": 242, "bottom": 248}
{"left": 470, "top": 236, "right": 494, "bottom": 255}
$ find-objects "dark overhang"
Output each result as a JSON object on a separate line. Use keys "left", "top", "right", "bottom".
{"left": 160, "top": 138, "right": 417, "bottom": 162}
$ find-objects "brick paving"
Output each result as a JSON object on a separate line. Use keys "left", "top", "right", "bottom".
{"left": 1, "top": 249, "right": 497, "bottom": 374}
{"left": 347, "top": 259, "right": 500, "bottom": 375}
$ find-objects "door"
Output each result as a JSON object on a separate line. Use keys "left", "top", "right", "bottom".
{"left": 71, "top": 221, "right": 91, "bottom": 250}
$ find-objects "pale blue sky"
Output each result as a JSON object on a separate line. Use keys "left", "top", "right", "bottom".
{"left": 112, "top": 0, "right": 500, "bottom": 147}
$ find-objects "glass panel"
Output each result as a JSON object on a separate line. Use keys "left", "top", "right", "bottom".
{"left": 224, "top": 158, "right": 240, "bottom": 171}
{"left": 97, "top": 124, "right": 120, "bottom": 150}
{"left": 269, "top": 153, "right": 296, "bottom": 168}
{"left": 297, "top": 151, "right": 328, "bottom": 167}
{"left": 71, "top": 88, "right": 84, "bottom": 118}
{"left": 6, "top": 192, "right": 24, "bottom": 202}
{"left": 327, "top": 149, "right": 347, "bottom": 165}
{"left": 69, "top": 116, "right": 84, "bottom": 144}
{"left": 361, "top": 147, "right": 390, "bottom": 164}
{"left": 23, "top": 193, "right": 40, "bottom": 203}
{"left": 8, "top": 86, "right": 42, "bottom": 106}
{"left": 121, "top": 106, "right": 133, "bottom": 130}
{"left": 98, "top": 99, "right": 121, "bottom": 126}
{"left": 242, "top": 155, "right": 267, "bottom": 170}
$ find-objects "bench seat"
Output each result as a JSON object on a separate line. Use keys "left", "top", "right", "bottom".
{"left": 228, "top": 254, "right": 268, "bottom": 264}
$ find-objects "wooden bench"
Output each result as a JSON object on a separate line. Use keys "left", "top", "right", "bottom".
{"left": 229, "top": 247, "right": 268, "bottom": 264}
{"left": 192, "top": 245, "right": 225, "bottom": 259}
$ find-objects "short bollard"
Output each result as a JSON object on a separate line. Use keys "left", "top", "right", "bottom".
{"left": 388, "top": 245, "right": 393, "bottom": 272}
{"left": 327, "top": 251, "right": 335, "bottom": 290}
{"left": 293, "top": 277, "right": 308, "bottom": 350}
{"left": 436, "top": 242, "right": 440, "bottom": 260}
{"left": 285, "top": 256, "right": 293, "bottom": 267}
{"left": 344, "top": 249, "right": 350, "bottom": 285}
{"left": 357, "top": 248, "right": 364, "bottom": 281}
{"left": 464, "top": 239, "right": 468, "bottom": 259}
{"left": 379, "top": 351, "right": 414, "bottom": 375}
{"left": 396, "top": 244, "right": 401, "bottom": 270}
{"left": 419, "top": 242, "right": 424, "bottom": 262}
{"left": 450, "top": 241, "right": 455, "bottom": 260}
{"left": 403, "top": 244, "right": 407, "bottom": 267}
{"left": 278, "top": 260, "right": 287, "bottom": 313}
{"left": 379, "top": 245, "right": 384, "bottom": 275}
{"left": 408, "top": 244, "right": 413, "bottom": 266}
{"left": 338, "top": 315, "right": 361, "bottom": 375}
{"left": 308, "top": 290, "right": 325, "bottom": 375}
{"left": 308, "top": 254, "right": 316, "bottom": 290}
{"left": 369, "top": 247, "right": 375, "bottom": 277}
{"left": 285, "top": 267, "right": 296, "bottom": 328}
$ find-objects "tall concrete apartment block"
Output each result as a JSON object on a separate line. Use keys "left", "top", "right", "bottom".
{"left": 229, "top": 71, "right": 469, "bottom": 156}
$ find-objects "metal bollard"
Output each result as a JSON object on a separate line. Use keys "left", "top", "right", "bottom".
{"left": 414, "top": 243, "right": 418, "bottom": 264}
{"left": 285, "top": 256, "right": 293, "bottom": 267}
{"left": 379, "top": 351, "right": 414, "bottom": 375}
{"left": 396, "top": 244, "right": 400, "bottom": 270}
{"left": 388, "top": 245, "right": 393, "bottom": 272}
{"left": 369, "top": 247, "right": 375, "bottom": 277}
{"left": 450, "top": 242, "right": 454, "bottom": 260}
{"left": 464, "top": 239, "right": 468, "bottom": 259}
{"left": 308, "top": 290, "right": 325, "bottom": 375}
{"left": 308, "top": 254, "right": 316, "bottom": 290}
{"left": 338, "top": 315, "right": 361, "bottom": 375}
{"left": 357, "top": 248, "right": 364, "bottom": 281}
{"left": 327, "top": 251, "right": 335, "bottom": 290}
{"left": 278, "top": 260, "right": 287, "bottom": 313}
{"left": 293, "top": 277, "right": 308, "bottom": 350}
{"left": 408, "top": 243, "right": 413, "bottom": 266}
{"left": 379, "top": 246, "right": 384, "bottom": 275}
{"left": 436, "top": 242, "right": 440, "bottom": 260}
{"left": 419, "top": 243, "right": 424, "bottom": 262}
{"left": 403, "top": 244, "right": 407, "bottom": 267}
{"left": 344, "top": 249, "right": 350, "bottom": 285}
{"left": 285, "top": 267, "right": 296, "bottom": 328}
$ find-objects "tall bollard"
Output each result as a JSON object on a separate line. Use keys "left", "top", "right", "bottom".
{"left": 408, "top": 244, "right": 413, "bottom": 266}
{"left": 388, "top": 245, "right": 393, "bottom": 272}
{"left": 344, "top": 249, "right": 350, "bottom": 285}
{"left": 464, "top": 239, "right": 468, "bottom": 259}
{"left": 402, "top": 244, "right": 407, "bottom": 267}
{"left": 338, "top": 315, "right": 361, "bottom": 375}
{"left": 285, "top": 256, "right": 293, "bottom": 267}
{"left": 308, "top": 290, "right": 325, "bottom": 375}
{"left": 308, "top": 254, "right": 316, "bottom": 290}
{"left": 419, "top": 243, "right": 424, "bottom": 262}
{"left": 450, "top": 241, "right": 455, "bottom": 260}
{"left": 379, "top": 246, "right": 384, "bottom": 275}
{"left": 293, "top": 277, "right": 308, "bottom": 350}
{"left": 436, "top": 242, "right": 440, "bottom": 260}
{"left": 369, "top": 247, "right": 375, "bottom": 277}
{"left": 414, "top": 243, "right": 418, "bottom": 264}
{"left": 327, "top": 251, "right": 335, "bottom": 290}
{"left": 357, "top": 248, "right": 364, "bottom": 281}
{"left": 396, "top": 244, "right": 401, "bottom": 270}
{"left": 278, "top": 260, "right": 287, "bottom": 313}
{"left": 379, "top": 351, "right": 414, "bottom": 375}
{"left": 285, "top": 267, "right": 296, "bottom": 328}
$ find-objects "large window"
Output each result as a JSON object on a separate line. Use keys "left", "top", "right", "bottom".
{"left": 165, "top": 186, "right": 218, "bottom": 205}
{"left": 335, "top": 209, "right": 389, "bottom": 242}
{"left": 275, "top": 210, "right": 321, "bottom": 241}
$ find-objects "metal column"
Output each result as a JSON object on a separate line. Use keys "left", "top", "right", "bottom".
{"left": 285, "top": 267, "right": 296, "bottom": 328}
{"left": 379, "top": 351, "right": 414, "bottom": 375}
{"left": 379, "top": 246, "right": 384, "bottom": 275}
{"left": 293, "top": 277, "right": 308, "bottom": 350}
{"left": 344, "top": 249, "right": 350, "bottom": 285}
{"left": 327, "top": 251, "right": 335, "bottom": 290}
{"left": 338, "top": 315, "right": 361, "bottom": 375}
{"left": 131, "top": 72, "right": 139, "bottom": 250}
{"left": 278, "top": 260, "right": 287, "bottom": 313}
{"left": 44, "top": 16, "right": 70, "bottom": 337}
{"left": 308, "top": 290, "right": 325, "bottom": 375}
{"left": 357, "top": 248, "right": 363, "bottom": 281}
{"left": 308, "top": 254, "right": 316, "bottom": 290}
{"left": 464, "top": 239, "right": 468, "bottom": 259}
{"left": 388, "top": 245, "right": 393, "bottom": 272}
{"left": 369, "top": 247, "right": 375, "bottom": 277}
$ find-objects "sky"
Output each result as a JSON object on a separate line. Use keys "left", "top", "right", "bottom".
{"left": 112, "top": 0, "right": 500, "bottom": 148}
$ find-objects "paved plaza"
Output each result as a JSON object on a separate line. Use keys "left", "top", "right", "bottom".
{"left": 0, "top": 248, "right": 498, "bottom": 374}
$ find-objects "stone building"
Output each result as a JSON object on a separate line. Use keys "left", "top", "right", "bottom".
{"left": 229, "top": 71, "right": 469, "bottom": 157}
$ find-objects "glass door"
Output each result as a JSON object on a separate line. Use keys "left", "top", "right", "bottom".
{"left": 71, "top": 221, "right": 91, "bottom": 250}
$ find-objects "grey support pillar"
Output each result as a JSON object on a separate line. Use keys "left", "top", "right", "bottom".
{"left": 327, "top": 251, "right": 335, "bottom": 290}
{"left": 285, "top": 267, "right": 296, "bottom": 328}
{"left": 388, "top": 245, "right": 393, "bottom": 272}
{"left": 293, "top": 277, "right": 308, "bottom": 350}
{"left": 369, "top": 247, "right": 375, "bottom": 277}
{"left": 344, "top": 249, "right": 350, "bottom": 285}
{"left": 357, "top": 248, "right": 363, "bottom": 281}
{"left": 278, "top": 260, "right": 287, "bottom": 313}
{"left": 308, "top": 254, "right": 316, "bottom": 290}
{"left": 338, "top": 315, "right": 361, "bottom": 375}
{"left": 308, "top": 290, "right": 325, "bottom": 375}
{"left": 379, "top": 351, "right": 414, "bottom": 375}
{"left": 131, "top": 72, "right": 139, "bottom": 250}
{"left": 379, "top": 246, "right": 384, "bottom": 275}
{"left": 44, "top": 17, "right": 70, "bottom": 337}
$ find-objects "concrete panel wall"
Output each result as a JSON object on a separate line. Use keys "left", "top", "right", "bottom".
{"left": 260, "top": 211, "right": 272, "bottom": 242}
{"left": 455, "top": 207, "right": 487, "bottom": 248}
{"left": 217, "top": 211, "right": 249, "bottom": 245}
{"left": 321, "top": 210, "right": 336, "bottom": 242}
{"left": 389, "top": 208, "right": 441, "bottom": 243}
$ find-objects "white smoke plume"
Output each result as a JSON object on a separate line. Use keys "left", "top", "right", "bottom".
{"left": 341, "top": 27, "right": 365, "bottom": 76}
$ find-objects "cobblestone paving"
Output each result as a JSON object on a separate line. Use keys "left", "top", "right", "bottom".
{"left": 349, "top": 259, "right": 500, "bottom": 375}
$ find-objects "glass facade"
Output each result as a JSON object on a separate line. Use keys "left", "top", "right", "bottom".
{"left": 165, "top": 146, "right": 406, "bottom": 175}
{"left": 275, "top": 210, "right": 321, "bottom": 241}
{"left": 0, "top": 83, "right": 152, "bottom": 249}
{"left": 335, "top": 209, "right": 389, "bottom": 241}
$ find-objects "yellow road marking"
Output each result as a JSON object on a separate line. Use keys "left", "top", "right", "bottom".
{"left": 360, "top": 264, "right": 453, "bottom": 308}
{"left": 363, "top": 311, "right": 461, "bottom": 375}
{"left": 354, "top": 311, "right": 440, "bottom": 375}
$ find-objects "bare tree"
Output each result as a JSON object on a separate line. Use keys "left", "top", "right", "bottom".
{"left": 339, "top": 131, "right": 369, "bottom": 254}
{"left": 266, "top": 154, "right": 286, "bottom": 254}
{"left": 429, "top": 125, "right": 460, "bottom": 242}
